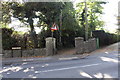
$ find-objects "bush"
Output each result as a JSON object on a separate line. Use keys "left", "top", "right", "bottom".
{"left": 92, "top": 30, "right": 120, "bottom": 47}
{"left": 2, "top": 28, "right": 17, "bottom": 50}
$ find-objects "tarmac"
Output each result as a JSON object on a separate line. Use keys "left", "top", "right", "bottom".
{"left": 2, "top": 52, "right": 90, "bottom": 66}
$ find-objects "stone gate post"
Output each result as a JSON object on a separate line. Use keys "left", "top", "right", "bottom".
{"left": 46, "top": 37, "right": 56, "bottom": 56}
{"left": 75, "top": 37, "right": 84, "bottom": 54}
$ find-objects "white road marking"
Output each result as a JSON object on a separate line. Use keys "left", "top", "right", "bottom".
{"left": 35, "top": 63, "right": 101, "bottom": 73}
{"left": 59, "top": 57, "right": 78, "bottom": 60}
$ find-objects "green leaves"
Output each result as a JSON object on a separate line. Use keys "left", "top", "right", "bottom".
{"left": 76, "top": 1, "right": 106, "bottom": 32}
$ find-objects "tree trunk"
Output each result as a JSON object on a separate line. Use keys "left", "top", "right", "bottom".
{"left": 28, "top": 18, "right": 38, "bottom": 48}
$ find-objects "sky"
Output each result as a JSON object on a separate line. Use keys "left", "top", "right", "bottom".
{"left": 9, "top": 17, "right": 41, "bottom": 34}
{"left": 73, "top": 0, "right": 119, "bottom": 33}
{"left": 9, "top": 0, "right": 119, "bottom": 34}
{"left": 101, "top": 0, "right": 119, "bottom": 33}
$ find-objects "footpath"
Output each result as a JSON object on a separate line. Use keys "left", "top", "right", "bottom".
{"left": 2, "top": 42, "right": 119, "bottom": 66}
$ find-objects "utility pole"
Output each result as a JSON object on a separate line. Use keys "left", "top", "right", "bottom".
{"left": 84, "top": 0, "right": 89, "bottom": 41}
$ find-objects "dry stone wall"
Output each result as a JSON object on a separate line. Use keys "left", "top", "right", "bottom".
{"left": 75, "top": 37, "right": 97, "bottom": 54}
{"left": 2, "top": 37, "right": 55, "bottom": 58}
{"left": 2, "top": 37, "right": 97, "bottom": 58}
{"left": 3, "top": 48, "right": 46, "bottom": 58}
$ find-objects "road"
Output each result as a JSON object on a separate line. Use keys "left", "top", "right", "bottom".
{"left": 1, "top": 42, "right": 119, "bottom": 78}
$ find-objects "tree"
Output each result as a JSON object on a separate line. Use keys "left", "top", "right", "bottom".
{"left": 58, "top": 2, "right": 81, "bottom": 47}
{"left": 2, "top": 2, "right": 65, "bottom": 48}
{"left": 2, "top": 28, "right": 18, "bottom": 50}
{"left": 1, "top": 2, "right": 12, "bottom": 27}
{"left": 76, "top": 1, "right": 106, "bottom": 38}
{"left": 37, "top": 2, "right": 81, "bottom": 48}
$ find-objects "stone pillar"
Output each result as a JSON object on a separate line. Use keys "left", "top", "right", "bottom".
{"left": 75, "top": 37, "right": 84, "bottom": 54}
{"left": 46, "top": 37, "right": 56, "bottom": 56}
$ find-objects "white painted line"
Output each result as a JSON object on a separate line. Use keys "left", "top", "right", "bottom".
{"left": 59, "top": 57, "right": 78, "bottom": 60}
{"left": 35, "top": 63, "right": 101, "bottom": 73}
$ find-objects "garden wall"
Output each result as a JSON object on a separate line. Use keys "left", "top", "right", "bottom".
{"left": 2, "top": 37, "right": 97, "bottom": 58}
{"left": 3, "top": 48, "right": 46, "bottom": 58}
{"left": 75, "top": 37, "right": 97, "bottom": 54}
{"left": 2, "top": 37, "right": 56, "bottom": 58}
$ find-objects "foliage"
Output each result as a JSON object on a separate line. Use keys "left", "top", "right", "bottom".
{"left": 2, "top": 2, "right": 66, "bottom": 48}
{"left": 59, "top": 2, "right": 83, "bottom": 47}
{"left": 92, "top": 30, "right": 120, "bottom": 46}
{"left": 3, "top": 1, "right": 117, "bottom": 50}
{"left": 2, "top": 27, "right": 39, "bottom": 50}
{"left": 37, "top": 2, "right": 82, "bottom": 48}
{"left": 1, "top": 2, "right": 12, "bottom": 24}
{"left": 76, "top": 1, "right": 106, "bottom": 38}
{"left": 2, "top": 28, "right": 17, "bottom": 50}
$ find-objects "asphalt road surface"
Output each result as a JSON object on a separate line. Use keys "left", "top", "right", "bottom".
{"left": 1, "top": 43, "right": 119, "bottom": 78}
